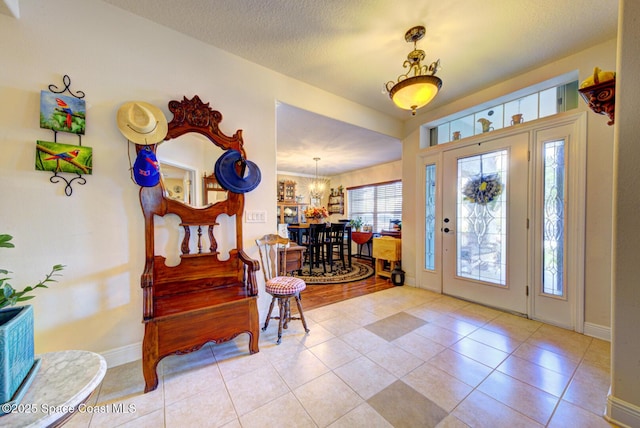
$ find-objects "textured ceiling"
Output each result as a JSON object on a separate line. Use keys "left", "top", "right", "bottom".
{"left": 99, "top": 0, "right": 618, "bottom": 175}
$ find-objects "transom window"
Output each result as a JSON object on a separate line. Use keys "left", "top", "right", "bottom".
{"left": 429, "top": 81, "right": 578, "bottom": 145}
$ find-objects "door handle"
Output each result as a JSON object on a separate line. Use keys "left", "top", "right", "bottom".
{"left": 442, "top": 227, "right": 455, "bottom": 234}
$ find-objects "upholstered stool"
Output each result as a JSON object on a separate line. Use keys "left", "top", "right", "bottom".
{"left": 263, "top": 276, "right": 310, "bottom": 344}
{"left": 256, "top": 234, "right": 311, "bottom": 344}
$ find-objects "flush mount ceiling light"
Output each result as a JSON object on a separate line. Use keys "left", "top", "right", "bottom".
{"left": 385, "top": 25, "right": 442, "bottom": 116}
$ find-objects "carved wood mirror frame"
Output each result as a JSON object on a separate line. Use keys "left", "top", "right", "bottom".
{"left": 138, "top": 95, "right": 249, "bottom": 268}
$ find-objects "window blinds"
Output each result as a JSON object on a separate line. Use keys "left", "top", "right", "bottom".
{"left": 348, "top": 180, "right": 402, "bottom": 232}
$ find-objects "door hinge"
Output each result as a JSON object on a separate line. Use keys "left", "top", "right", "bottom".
{"left": 526, "top": 218, "right": 529, "bottom": 229}
{"left": 526, "top": 285, "right": 529, "bottom": 296}
{"left": 528, "top": 150, "right": 531, "bottom": 161}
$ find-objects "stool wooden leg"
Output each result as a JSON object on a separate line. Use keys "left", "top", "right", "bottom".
{"left": 283, "top": 297, "right": 291, "bottom": 330}
{"left": 276, "top": 297, "right": 285, "bottom": 344}
{"left": 295, "top": 293, "right": 310, "bottom": 333}
{"left": 262, "top": 295, "right": 276, "bottom": 332}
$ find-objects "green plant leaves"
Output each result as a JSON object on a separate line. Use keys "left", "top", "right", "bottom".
{"left": 0, "top": 233, "right": 64, "bottom": 309}
{"left": 0, "top": 234, "right": 14, "bottom": 248}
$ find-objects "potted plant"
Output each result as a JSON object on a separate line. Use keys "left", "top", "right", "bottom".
{"left": 0, "top": 234, "right": 63, "bottom": 413}
{"left": 349, "top": 217, "right": 364, "bottom": 232}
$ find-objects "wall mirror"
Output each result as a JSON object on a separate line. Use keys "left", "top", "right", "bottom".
{"left": 159, "top": 162, "right": 194, "bottom": 205}
{"left": 156, "top": 133, "right": 227, "bottom": 207}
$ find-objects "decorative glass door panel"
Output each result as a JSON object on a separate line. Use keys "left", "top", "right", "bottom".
{"left": 456, "top": 150, "right": 508, "bottom": 285}
{"left": 542, "top": 140, "right": 565, "bottom": 297}
{"left": 425, "top": 164, "right": 437, "bottom": 271}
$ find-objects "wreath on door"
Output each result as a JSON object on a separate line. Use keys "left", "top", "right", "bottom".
{"left": 462, "top": 173, "right": 503, "bottom": 205}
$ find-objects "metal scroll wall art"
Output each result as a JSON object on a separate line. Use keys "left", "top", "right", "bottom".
{"left": 36, "top": 75, "right": 92, "bottom": 196}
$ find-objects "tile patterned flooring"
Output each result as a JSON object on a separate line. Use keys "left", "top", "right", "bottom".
{"left": 65, "top": 287, "right": 615, "bottom": 427}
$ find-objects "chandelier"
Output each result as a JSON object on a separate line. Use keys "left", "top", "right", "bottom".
{"left": 385, "top": 25, "right": 442, "bottom": 116}
{"left": 309, "top": 157, "right": 324, "bottom": 200}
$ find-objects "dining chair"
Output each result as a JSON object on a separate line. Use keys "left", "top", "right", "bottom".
{"left": 304, "top": 223, "right": 327, "bottom": 274}
{"left": 255, "top": 234, "right": 310, "bottom": 344}
{"left": 326, "top": 222, "right": 347, "bottom": 271}
{"left": 286, "top": 223, "right": 301, "bottom": 243}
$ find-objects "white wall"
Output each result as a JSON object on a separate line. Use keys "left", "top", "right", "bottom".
{"left": 402, "top": 39, "right": 617, "bottom": 330}
{"left": 0, "top": 0, "right": 401, "bottom": 365}
{"left": 608, "top": 0, "right": 640, "bottom": 424}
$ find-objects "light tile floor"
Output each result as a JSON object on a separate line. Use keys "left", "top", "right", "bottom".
{"left": 65, "top": 287, "right": 616, "bottom": 427}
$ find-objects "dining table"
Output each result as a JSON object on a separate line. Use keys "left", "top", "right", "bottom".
{"left": 351, "top": 231, "right": 374, "bottom": 259}
{"left": 287, "top": 223, "right": 352, "bottom": 268}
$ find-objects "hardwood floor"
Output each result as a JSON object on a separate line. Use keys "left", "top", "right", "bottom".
{"left": 301, "top": 258, "right": 395, "bottom": 310}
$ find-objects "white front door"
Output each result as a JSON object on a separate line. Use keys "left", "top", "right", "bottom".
{"left": 441, "top": 133, "right": 530, "bottom": 314}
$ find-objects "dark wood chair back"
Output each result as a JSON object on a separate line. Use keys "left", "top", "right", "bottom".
{"left": 304, "top": 223, "right": 327, "bottom": 273}
{"left": 255, "top": 234, "right": 290, "bottom": 280}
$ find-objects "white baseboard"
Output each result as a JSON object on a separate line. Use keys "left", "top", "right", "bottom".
{"left": 583, "top": 322, "right": 611, "bottom": 342}
{"left": 606, "top": 392, "right": 640, "bottom": 428}
{"left": 410, "top": 281, "right": 441, "bottom": 293}
{"left": 100, "top": 342, "right": 142, "bottom": 368}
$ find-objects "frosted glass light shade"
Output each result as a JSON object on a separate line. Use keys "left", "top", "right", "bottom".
{"left": 390, "top": 75, "right": 442, "bottom": 113}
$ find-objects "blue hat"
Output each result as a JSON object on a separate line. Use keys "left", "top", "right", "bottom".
{"left": 214, "top": 150, "right": 261, "bottom": 193}
{"left": 133, "top": 146, "right": 160, "bottom": 187}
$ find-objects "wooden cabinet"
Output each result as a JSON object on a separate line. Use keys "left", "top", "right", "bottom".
{"left": 278, "top": 180, "right": 297, "bottom": 202}
{"left": 279, "top": 245, "right": 305, "bottom": 275}
{"left": 327, "top": 189, "right": 344, "bottom": 215}
{"left": 277, "top": 202, "right": 308, "bottom": 224}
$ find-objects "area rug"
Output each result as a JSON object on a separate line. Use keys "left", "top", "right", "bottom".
{"left": 292, "top": 260, "right": 374, "bottom": 284}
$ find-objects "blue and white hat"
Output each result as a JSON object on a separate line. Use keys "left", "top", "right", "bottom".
{"left": 133, "top": 146, "right": 160, "bottom": 187}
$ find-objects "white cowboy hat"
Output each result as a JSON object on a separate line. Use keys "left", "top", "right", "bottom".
{"left": 116, "top": 101, "right": 168, "bottom": 145}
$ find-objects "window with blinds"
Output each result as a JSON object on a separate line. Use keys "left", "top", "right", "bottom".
{"left": 348, "top": 180, "right": 402, "bottom": 233}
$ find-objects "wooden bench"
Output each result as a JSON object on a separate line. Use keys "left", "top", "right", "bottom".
{"left": 138, "top": 96, "right": 260, "bottom": 392}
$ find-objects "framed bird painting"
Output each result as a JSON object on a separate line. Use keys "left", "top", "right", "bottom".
{"left": 40, "top": 91, "right": 86, "bottom": 135}
{"left": 35, "top": 140, "right": 93, "bottom": 175}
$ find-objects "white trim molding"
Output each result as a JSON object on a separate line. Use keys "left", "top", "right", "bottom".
{"left": 606, "top": 391, "right": 640, "bottom": 428}
{"left": 583, "top": 322, "right": 611, "bottom": 342}
{"left": 100, "top": 342, "right": 142, "bottom": 368}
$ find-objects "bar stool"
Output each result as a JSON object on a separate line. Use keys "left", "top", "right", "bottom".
{"left": 303, "top": 223, "right": 327, "bottom": 274}
{"left": 326, "top": 222, "right": 347, "bottom": 271}
{"left": 256, "top": 234, "right": 310, "bottom": 344}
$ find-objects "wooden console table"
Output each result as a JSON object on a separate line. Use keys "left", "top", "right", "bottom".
{"left": 372, "top": 237, "right": 401, "bottom": 280}
{"left": 0, "top": 350, "right": 106, "bottom": 427}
